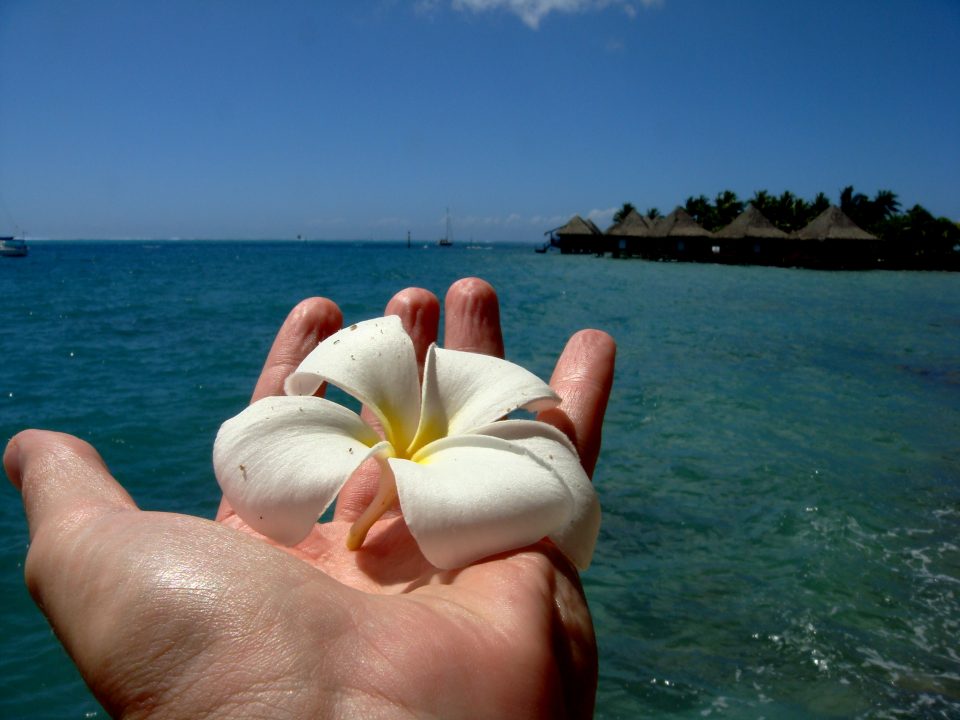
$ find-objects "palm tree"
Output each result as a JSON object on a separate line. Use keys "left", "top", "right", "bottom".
{"left": 872, "top": 190, "right": 901, "bottom": 221}
{"left": 810, "top": 192, "right": 830, "bottom": 215}
{"left": 762, "top": 191, "right": 794, "bottom": 231}
{"left": 840, "top": 185, "right": 870, "bottom": 227}
{"left": 714, "top": 189, "right": 743, "bottom": 229}
{"left": 684, "top": 195, "right": 714, "bottom": 228}
{"left": 791, "top": 196, "right": 811, "bottom": 231}
{"left": 839, "top": 185, "right": 856, "bottom": 210}
{"left": 645, "top": 207, "right": 661, "bottom": 220}
{"left": 840, "top": 187, "right": 901, "bottom": 232}
{"left": 750, "top": 190, "right": 772, "bottom": 213}
{"left": 793, "top": 192, "right": 830, "bottom": 228}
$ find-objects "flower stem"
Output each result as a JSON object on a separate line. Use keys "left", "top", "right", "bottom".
{"left": 346, "top": 459, "right": 398, "bottom": 551}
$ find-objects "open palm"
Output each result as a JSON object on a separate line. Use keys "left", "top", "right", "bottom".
{"left": 7, "top": 278, "right": 615, "bottom": 719}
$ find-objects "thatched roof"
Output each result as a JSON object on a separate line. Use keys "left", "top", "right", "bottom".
{"left": 715, "top": 204, "right": 789, "bottom": 240}
{"left": 793, "top": 206, "right": 877, "bottom": 241}
{"left": 651, "top": 207, "right": 713, "bottom": 238}
{"left": 606, "top": 208, "right": 653, "bottom": 237}
{"left": 556, "top": 214, "right": 602, "bottom": 236}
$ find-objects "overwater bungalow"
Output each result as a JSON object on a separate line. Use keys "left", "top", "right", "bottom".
{"left": 650, "top": 207, "right": 714, "bottom": 261}
{"left": 605, "top": 209, "right": 655, "bottom": 258}
{"left": 713, "top": 204, "right": 789, "bottom": 265}
{"left": 554, "top": 214, "right": 603, "bottom": 254}
{"left": 789, "top": 205, "right": 879, "bottom": 268}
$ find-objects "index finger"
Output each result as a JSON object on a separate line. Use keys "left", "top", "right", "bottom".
{"left": 250, "top": 297, "right": 343, "bottom": 403}
{"left": 219, "top": 297, "right": 342, "bottom": 521}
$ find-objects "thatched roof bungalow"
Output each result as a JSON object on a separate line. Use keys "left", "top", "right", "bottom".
{"left": 789, "top": 205, "right": 879, "bottom": 268}
{"left": 716, "top": 205, "right": 789, "bottom": 240}
{"left": 648, "top": 207, "right": 714, "bottom": 261}
{"left": 555, "top": 214, "right": 603, "bottom": 254}
{"left": 792, "top": 205, "right": 877, "bottom": 241}
{"left": 652, "top": 207, "right": 714, "bottom": 238}
{"left": 607, "top": 208, "right": 653, "bottom": 236}
{"left": 713, "top": 204, "right": 789, "bottom": 264}
{"left": 605, "top": 208, "right": 654, "bottom": 258}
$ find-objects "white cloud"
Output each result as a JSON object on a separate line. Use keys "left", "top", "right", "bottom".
{"left": 588, "top": 206, "right": 617, "bottom": 228}
{"left": 454, "top": 212, "right": 526, "bottom": 227}
{"left": 450, "top": 0, "right": 659, "bottom": 29}
{"left": 530, "top": 213, "right": 569, "bottom": 227}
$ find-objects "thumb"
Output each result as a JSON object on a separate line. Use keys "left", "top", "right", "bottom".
{"left": 5, "top": 429, "right": 145, "bottom": 698}
{"left": 5, "top": 429, "right": 138, "bottom": 541}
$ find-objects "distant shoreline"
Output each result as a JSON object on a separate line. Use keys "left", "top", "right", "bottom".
{"left": 12, "top": 238, "right": 534, "bottom": 250}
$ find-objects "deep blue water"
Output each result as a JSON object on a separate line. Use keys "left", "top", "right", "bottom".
{"left": 1, "top": 241, "right": 958, "bottom": 718}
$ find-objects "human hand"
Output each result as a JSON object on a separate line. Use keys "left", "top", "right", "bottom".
{"left": 5, "top": 277, "right": 615, "bottom": 719}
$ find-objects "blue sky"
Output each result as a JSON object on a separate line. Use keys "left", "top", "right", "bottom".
{"left": 0, "top": 0, "right": 957, "bottom": 241}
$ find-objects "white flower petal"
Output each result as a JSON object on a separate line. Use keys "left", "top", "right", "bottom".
{"left": 214, "top": 395, "right": 384, "bottom": 546}
{"left": 284, "top": 316, "right": 421, "bottom": 451}
{"left": 411, "top": 345, "right": 560, "bottom": 450}
{"left": 472, "top": 420, "right": 600, "bottom": 569}
{"left": 393, "top": 434, "right": 572, "bottom": 569}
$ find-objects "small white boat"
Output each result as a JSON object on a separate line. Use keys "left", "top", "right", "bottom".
{"left": 0, "top": 236, "right": 28, "bottom": 257}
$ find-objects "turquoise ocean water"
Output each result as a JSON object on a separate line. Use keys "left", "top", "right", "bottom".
{"left": 1, "top": 241, "right": 958, "bottom": 718}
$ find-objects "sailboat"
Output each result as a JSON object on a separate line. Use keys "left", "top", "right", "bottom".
{"left": 0, "top": 196, "right": 27, "bottom": 256}
{"left": 0, "top": 235, "right": 28, "bottom": 258}
{"left": 438, "top": 208, "right": 453, "bottom": 247}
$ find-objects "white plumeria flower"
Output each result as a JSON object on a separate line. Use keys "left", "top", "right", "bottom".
{"left": 213, "top": 316, "right": 600, "bottom": 570}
